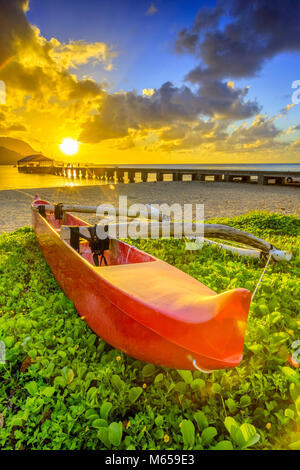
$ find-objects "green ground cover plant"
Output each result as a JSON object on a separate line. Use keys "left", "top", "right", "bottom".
{"left": 0, "top": 211, "right": 299, "bottom": 450}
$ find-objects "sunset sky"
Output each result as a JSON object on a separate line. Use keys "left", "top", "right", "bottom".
{"left": 0, "top": 0, "right": 300, "bottom": 164}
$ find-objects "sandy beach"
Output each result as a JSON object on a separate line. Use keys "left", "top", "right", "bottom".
{"left": 0, "top": 181, "right": 299, "bottom": 234}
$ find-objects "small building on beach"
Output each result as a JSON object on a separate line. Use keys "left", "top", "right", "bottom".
{"left": 17, "top": 154, "right": 53, "bottom": 167}
{"left": 17, "top": 154, "right": 54, "bottom": 173}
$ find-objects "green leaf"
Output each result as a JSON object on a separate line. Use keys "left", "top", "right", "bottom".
{"left": 290, "top": 383, "right": 300, "bottom": 403}
{"left": 25, "top": 381, "right": 38, "bottom": 396}
{"left": 174, "top": 381, "right": 187, "bottom": 393}
{"left": 194, "top": 411, "right": 208, "bottom": 431}
{"left": 142, "top": 364, "right": 156, "bottom": 378}
{"left": 177, "top": 370, "right": 193, "bottom": 384}
{"left": 201, "top": 427, "right": 218, "bottom": 445}
{"left": 190, "top": 378, "right": 205, "bottom": 391}
{"left": 87, "top": 334, "right": 97, "bottom": 346}
{"left": 100, "top": 402, "right": 112, "bottom": 420}
{"left": 85, "top": 409, "right": 99, "bottom": 421}
{"left": 154, "top": 428, "right": 164, "bottom": 439}
{"left": 155, "top": 415, "right": 164, "bottom": 427}
{"left": 213, "top": 440, "right": 234, "bottom": 450}
{"left": 86, "top": 387, "right": 98, "bottom": 406}
{"left": 154, "top": 373, "right": 164, "bottom": 384}
{"left": 92, "top": 418, "right": 108, "bottom": 429}
{"left": 65, "top": 368, "right": 74, "bottom": 385}
{"left": 224, "top": 417, "right": 245, "bottom": 448}
{"left": 28, "top": 349, "right": 37, "bottom": 359}
{"left": 181, "top": 419, "right": 195, "bottom": 448}
{"left": 224, "top": 417, "right": 238, "bottom": 435}
{"left": 111, "top": 374, "right": 125, "bottom": 391}
{"left": 282, "top": 367, "right": 299, "bottom": 384}
{"left": 284, "top": 408, "right": 295, "bottom": 420}
{"left": 10, "top": 416, "right": 23, "bottom": 427}
{"left": 212, "top": 383, "right": 221, "bottom": 394}
{"left": 295, "top": 396, "right": 300, "bottom": 417}
{"left": 4, "top": 336, "right": 15, "bottom": 348}
{"left": 240, "top": 395, "right": 251, "bottom": 407}
{"left": 224, "top": 418, "right": 260, "bottom": 449}
{"left": 108, "top": 421, "right": 123, "bottom": 447}
{"left": 128, "top": 387, "right": 143, "bottom": 404}
{"left": 289, "top": 440, "right": 300, "bottom": 450}
{"left": 225, "top": 398, "right": 237, "bottom": 413}
{"left": 239, "top": 423, "right": 260, "bottom": 448}
{"left": 258, "top": 304, "right": 269, "bottom": 316}
{"left": 97, "top": 427, "right": 110, "bottom": 448}
{"left": 61, "top": 367, "right": 75, "bottom": 385}
{"left": 54, "top": 376, "right": 66, "bottom": 388}
{"left": 41, "top": 386, "right": 55, "bottom": 398}
{"left": 247, "top": 344, "right": 263, "bottom": 354}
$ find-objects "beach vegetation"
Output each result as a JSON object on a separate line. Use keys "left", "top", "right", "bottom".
{"left": 0, "top": 212, "right": 299, "bottom": 450}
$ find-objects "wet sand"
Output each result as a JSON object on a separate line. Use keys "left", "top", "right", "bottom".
{"left": 0, "top": 181, "right": 299, "bottom": 234}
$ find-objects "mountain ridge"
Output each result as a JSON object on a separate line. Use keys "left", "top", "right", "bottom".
{"left": 0, "top": 137, "right": 39, "bottom": 165}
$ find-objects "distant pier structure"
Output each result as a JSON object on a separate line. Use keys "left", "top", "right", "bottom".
{"left": 18, "top": 162, "right": 300, "bottom": 186}
{"left": 17, "top": 154, "right": 54, "bottom": 173}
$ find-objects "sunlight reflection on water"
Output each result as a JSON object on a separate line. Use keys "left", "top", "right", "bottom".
{"left": 0, "top": 165, "right": 167, "bottom": 190}
{"left": 0, "top": 166, "right": 111, "bottom": 190}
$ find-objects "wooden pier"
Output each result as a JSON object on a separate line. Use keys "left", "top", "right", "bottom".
{"left": 18, "top": 164, "right": 300, "bottom": 186}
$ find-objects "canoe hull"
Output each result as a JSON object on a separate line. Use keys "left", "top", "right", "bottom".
{"left": 32, "top": 201, "right": 250, "bottom": 370}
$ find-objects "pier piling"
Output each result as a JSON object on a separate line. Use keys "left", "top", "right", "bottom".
{"left": 18, "top": 164, "right": 299, "bottom": 187}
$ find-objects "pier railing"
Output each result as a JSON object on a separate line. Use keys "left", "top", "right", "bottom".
{"left": 18, "top": 165, "right": 300, "bottom": 186}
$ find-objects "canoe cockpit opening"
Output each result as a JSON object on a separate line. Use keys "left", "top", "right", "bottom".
{"left": 33, "top": 203, "right": 156, "bottom": 268}
{"left": 59, "top": 224, "right": 155, "bottom": 267}
{"left": 61, "top": 225, "right": 110, "bottom": 267}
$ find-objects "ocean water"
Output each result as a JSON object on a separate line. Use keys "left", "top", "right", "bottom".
{"left": 0, "top": 166, "right": 108, "bottom": 191}
{"left": 0, "top": 164, "right": 299, "bottom": 191}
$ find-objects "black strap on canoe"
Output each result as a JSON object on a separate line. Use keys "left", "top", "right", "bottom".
{"left": 38, "top": 205, "right": 46, "bottom": 218}
{"left": 70, "top": 227, "right": 80, "bottom": 252}
{"left": 87, "top": 225, "right": 109, "bottom": 267}
{"left": 69, "top": 224, "right": 109, "bottom": 266}
{"left": 54, "top": 203, "right": 64, "bottom": 220}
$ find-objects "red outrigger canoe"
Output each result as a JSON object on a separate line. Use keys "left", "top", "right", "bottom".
{"left": 32, "top": 199, "right": 251, "bottom": 371}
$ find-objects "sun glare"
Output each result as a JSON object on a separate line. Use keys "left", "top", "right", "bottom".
{"left": 59, "top": 138, "right": 79, "bottom": 156}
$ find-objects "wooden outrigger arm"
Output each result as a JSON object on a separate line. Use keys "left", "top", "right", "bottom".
{"left": 95, "top": 220, "right": 291, "bottom": 261}
{"left": 37, "top": 203, "right": 166, "bottom": 221}
{"left": 33, "top": 203, "right": 292, "bottom": 261}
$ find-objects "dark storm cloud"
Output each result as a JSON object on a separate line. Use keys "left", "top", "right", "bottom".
{"left": 80, "top": 81, "right": 259, "bottom": 143}
{"left": 196, "top": 80, "right": 260, "bottom": 120}
{"left": 68, "top": 79, "right": 103, "bottom": 100}
{"left": 176, "top": 0, "right": 300, "bottom": 83}
{"left": 79, "top": 82, "right": 205, "bottom": 143}
{"left": 229, "top": 115, "right": 282, "bottom": 145}
{"left": 0, "top": 61, "right": 50, "bottom": 92}
{"left": 0, "top": 0, "right": 33, "bottom": 66}
{"left": 175, "top": 3, "right": 224, "bottom": 54}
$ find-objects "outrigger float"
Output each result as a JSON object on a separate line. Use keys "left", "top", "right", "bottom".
{"left": 31, "top": 198, "right": 291, "bottom": 371}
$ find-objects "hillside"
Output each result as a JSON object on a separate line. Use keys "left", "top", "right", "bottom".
{"left": 0, "top": 146, "right": 20, "bottom": 165}
{"left": 0, "top": 137, "right": 39, "bottom": 165}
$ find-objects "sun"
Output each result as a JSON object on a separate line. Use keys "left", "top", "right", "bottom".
{"left": 59, "top": 138, "right": 79, "bottom": 156}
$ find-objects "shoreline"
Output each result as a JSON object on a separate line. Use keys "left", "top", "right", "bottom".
{"left": 0, "top": 181, "right": 299, "bottom": 234}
